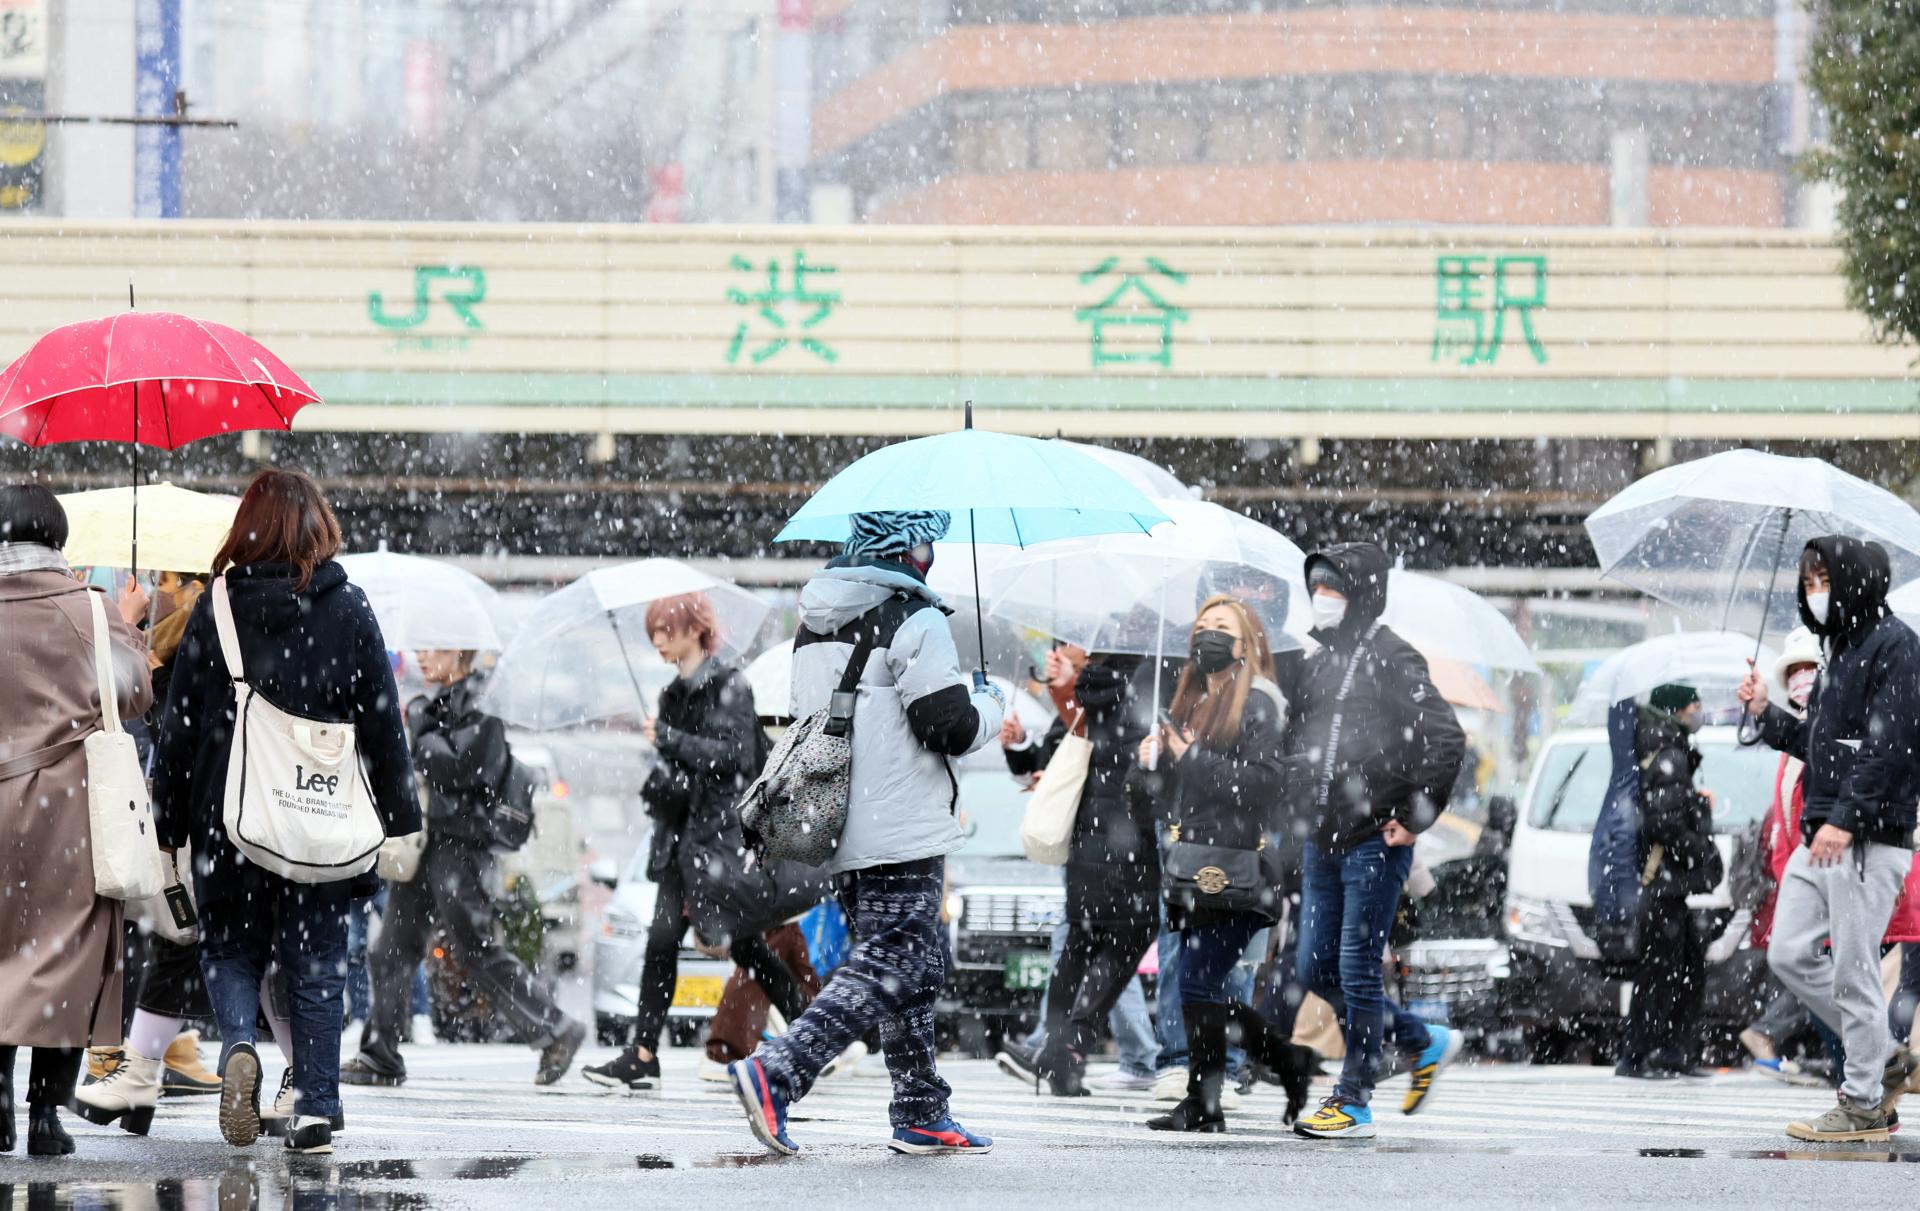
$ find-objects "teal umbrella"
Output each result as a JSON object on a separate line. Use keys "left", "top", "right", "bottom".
{"left": 775, "top": 406, "right": 1172, "bottom": 676}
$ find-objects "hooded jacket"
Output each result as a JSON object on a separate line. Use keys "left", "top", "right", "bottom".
{"left": 1755, "top": 536, "right": 1920, "bottom": 848}
{"left": 1634, "top": 705, "right": 1719, "bottom": 899}
{"left": 1286, "top": 543, "right": 1467, "bottom": 852}
{"left": 151, "top": 560, "right": 421, "bottom": 910}
{"left": 790, "top": 557, "right": 1003, "bottom": 875}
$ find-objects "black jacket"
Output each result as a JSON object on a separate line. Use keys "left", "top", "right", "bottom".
{"left": 410, "top": 672, "right": 515, "bottom": 849}
{"left": 1287, "top": 543, "right": 1467, "bottom": 852}
{"left": 644, "top": 658, "right": 818, "bottom": 944}
{"left": 151, "top": 561, "right": 420, "bottom": 910}
{"left": 1006, "top": 660, "right": 1157, "bottom": 920}
{"left": 1755, "top": 536, "right": 1920, "bottom": 848}
{"left": 1635, "top": 706, "right": 1719, "bottom": 899}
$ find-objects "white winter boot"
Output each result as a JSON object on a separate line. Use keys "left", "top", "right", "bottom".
{"left": 75, "top": 1051, "right": 164, "bottom": 1134}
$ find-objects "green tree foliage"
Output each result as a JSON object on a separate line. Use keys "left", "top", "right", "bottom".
{"left": 1802, "top": 0, "right": 1920, "bottom": 347}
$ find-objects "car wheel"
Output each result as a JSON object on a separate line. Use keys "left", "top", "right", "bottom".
{"left": 595, "top": 1013, "right": 633, "bottom": 1048}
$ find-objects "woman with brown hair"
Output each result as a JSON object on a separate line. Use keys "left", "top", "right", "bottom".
{"left": 582, "top": 591, "right": 817, "bottom": 1093}
{"left": 152, "top": 469, "right": 421, "bottom": 1155}
{"left": 1135, "top": 595, "right": 1301, "bottom": 1134}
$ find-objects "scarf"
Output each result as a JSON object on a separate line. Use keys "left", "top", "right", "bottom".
{"left": 0, "top": 542, "right": 73, "bottom": 577}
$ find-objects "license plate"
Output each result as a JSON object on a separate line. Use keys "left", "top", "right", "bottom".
{"left": 672, "top": 974, "right": 726, "bottom": 1010}
{"left": 1003, "top": 952, "right": 1051, "bottom": 991}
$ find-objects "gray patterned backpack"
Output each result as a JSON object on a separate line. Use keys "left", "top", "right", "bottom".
{"left": 737, "top": 621, "right": 883, "bottom": 868}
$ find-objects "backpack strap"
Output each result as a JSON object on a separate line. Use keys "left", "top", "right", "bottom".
{"left": 210, "top": 576, "right": 246, "bottom": 683}
{"left": 825, "top": 616, "right": 886, "bottom": 738}
{"left": 85, "top": 589, "right": 122, "bottom": 735}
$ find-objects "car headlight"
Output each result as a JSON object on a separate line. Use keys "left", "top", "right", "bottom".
{"left": 944, "top": 893, "right": 965, "bottom": 924}
{"left": 1505, "top": 895, "right": 1567, "bottom": 949}
{"left": 601, "top": 908, "right": 645, "bottom": 941}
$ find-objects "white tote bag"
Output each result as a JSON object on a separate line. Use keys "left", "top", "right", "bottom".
{"left": 84, "top": 590, "right": 166, "bottom": 901}
{"left": 1018, "top": 720, "right": 1091, "bottom": 867}
{"left": 213, "top": 578, "right": 386, "bottom": 884}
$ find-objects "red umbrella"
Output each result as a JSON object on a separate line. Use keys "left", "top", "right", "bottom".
{"left": 0, "top": 310, "right": 322, "bottom": 576}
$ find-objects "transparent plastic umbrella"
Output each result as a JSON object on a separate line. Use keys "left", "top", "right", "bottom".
{"left": 1048, "top": 439, "right": 1191, "bottom": 500}
{"left": 481, "top": 558, "right": 775, "bottom": 730}
{"left": 984, "top": 497, "right": 1309, "bottom": 659}
{"left": 1585, "top": 449, "right": 1920, "bottom": 647}
{"left": 338, "top": 548, "right": 506, "bottom": 653}
{"left": 1565, "top": 631, "right": 1780, "bottom": 726}
{"left": 1383, "top": 570, "right": 1540, "bottom": 675}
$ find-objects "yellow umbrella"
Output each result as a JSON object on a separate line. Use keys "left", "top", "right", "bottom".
{"left": 58, "top": 482, "right": 240, "bottom": 574}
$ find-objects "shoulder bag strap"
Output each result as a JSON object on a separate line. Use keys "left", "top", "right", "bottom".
{"left": 210, "top": 576, "right": 246, "bottom": 683}
{"left": 86, "top": 589, "right": 122, "bottom": 735}
{"left": 1314, "top": 621, "right": 1383, "bottom": 809}
{"left": 825, "top": 617, "right": 884, "bottom": 733}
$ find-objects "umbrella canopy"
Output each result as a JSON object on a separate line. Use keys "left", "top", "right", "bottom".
{"left": 1565, "top": 631, "right": 1779, "bottom": 726}
{"left": 0, "top": 311, "right": 321, "bottom": 448}
{"left": 1585, "top": 449, "right": 1920, "bottom": 642}
{"left": 57, "top": 482, "right": 237, "bottom": 573}
{"left": 338, "top": 550, "right": 507, "bottom": 654}
{"left": 1381, "top": 570, "right": 1541, "bottom": 674}
{"left": 1890, "top": 578, "right": 1920, "bottom": 632}
{"left": 984, "top": 497, "right": 1308, "bottom": 657}
{"left": 776, "top": 425, "right": 1170, "bottom": 548}
{"left": 1428, "top": 659, "right": 1504, "bottom": 714}
{"left": 1049, "top": 439, "right": 1191, "bottom": 500}
{"left": 482, "top": 559, "right": 776, "bottom": 730}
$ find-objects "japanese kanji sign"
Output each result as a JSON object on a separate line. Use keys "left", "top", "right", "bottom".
{"left": 727, "top": 250, "right": 841, "bottom": 365}
{"left": 1076, "top": 256, "right": 1189, "bottom": 368}
{"left": 1431, "top": 254, "right": 1548, "bottom": 367}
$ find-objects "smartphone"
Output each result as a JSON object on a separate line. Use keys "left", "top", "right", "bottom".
{"left": 1156, "top": 708, "right": 1178, "bottom": 731}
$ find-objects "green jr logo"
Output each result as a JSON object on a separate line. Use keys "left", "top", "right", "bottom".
{"left": 368, "top": 265, "right": 488, "bottom": 330}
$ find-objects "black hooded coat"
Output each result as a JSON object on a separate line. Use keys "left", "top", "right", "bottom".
{"left": 1754, "top": 536, "right": 1920, "bottom": 847}
{"left": 1286, "top": 543, "right": 1467, "bottom": 852}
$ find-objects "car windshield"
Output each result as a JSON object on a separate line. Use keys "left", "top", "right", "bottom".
{"left": 956, "top": 765, "right": 1032, "bottom": 858}
{"left": 1527, "top": 736, "right": 1779, "bottom": 834}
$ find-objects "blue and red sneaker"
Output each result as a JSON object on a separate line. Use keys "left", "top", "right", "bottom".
{"left": 727, "top": 1058, "right": 798, "bottom": 1156}
{"left": 888, "top": 1117, "right": 994, "bottom": 1155}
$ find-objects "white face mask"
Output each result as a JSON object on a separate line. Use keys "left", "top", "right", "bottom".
{"left": 1806, "top": 591, "right": 1831, "bottom": 624}
{"left": 1311, "top": 594, "right": 1348, "bottom": 633}
{"left": 1787, "top": 667, "right": 1818, "bottom": 709}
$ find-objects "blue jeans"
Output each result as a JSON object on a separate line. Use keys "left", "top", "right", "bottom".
{"left": 200, "top": 882, "right": 350, "bottom": 1118}
{"left": 1155, "top": 919, "right": 1255, "bottom": 1072}
{"left": 1025, "top": 923, "right": 1159, "bottom": 1078}
{"left": 1299, "top": 834, "right": 1430, "bottom": 1106}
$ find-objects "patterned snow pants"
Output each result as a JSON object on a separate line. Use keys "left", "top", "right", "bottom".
{"left": 753, "top": 857, "right": 950, "bottom": 1128}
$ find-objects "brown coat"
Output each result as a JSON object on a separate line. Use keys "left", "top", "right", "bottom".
{"left": 0, "top": 568, "right": 154, "bottom": 1048}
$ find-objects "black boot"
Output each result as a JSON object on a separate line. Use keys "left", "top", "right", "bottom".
{"left": 27, "top": 1105, "right": 74, "bottom": 1156}
{"left": 1039, "top": 1045, "right": 1089, "bottom": 1099}
{"left": 1, "top": 1044, "right": 14, "bottom": 1153}
{"left": 1147, "top": 1003, "right": 1227, "bottom": 1134}
{"left": 1226, "top": 1002, "right": 1315, "bottom": 1125}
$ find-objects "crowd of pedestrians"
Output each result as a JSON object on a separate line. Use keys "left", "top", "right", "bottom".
{"left": 4, "top": 466, "right": 1920, "bottom": 1160}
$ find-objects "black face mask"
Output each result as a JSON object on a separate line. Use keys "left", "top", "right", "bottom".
{"left": 1190, "top": 628, "right": 1241, "bottom": 675}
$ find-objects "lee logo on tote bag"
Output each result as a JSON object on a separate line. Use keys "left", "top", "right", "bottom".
{"left": 212, "top": 577, "right": 386, "bottom": 883}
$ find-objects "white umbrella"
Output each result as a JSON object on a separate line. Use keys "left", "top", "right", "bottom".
{"left": 338, "top": 549, "right": 505, "bottom": 653}
{"left": 745, "top": 639, "right": 794, "bottom": 720}
{"left": 59, "top": 482, "right": 238, "bottom": 574}
{"left": 1565, "top": 631, "right": 1779, "bottom": 726}
{"left": 1888, "top": 578, "right": 1920, "bottom": 632}
{"left": 481, "top": 558, "right": 775, "bottom": 730}
{"left": 1383, "top": 570, "right": 1540, "bottom": 675}
{"left": 985, "top": 497, "right": 1309, "bottom": 658}
{"left": 1585, "top": 449, "right": 1920, "bottom": 646}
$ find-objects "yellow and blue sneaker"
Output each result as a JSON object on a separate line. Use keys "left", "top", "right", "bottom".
{"left": 1293, "top": 1095, "right": 1375, "bottom": 1140}
{"left": 1403, "top": 1023, "right": 1463, "bottom": 1115}
{"left": 728, "top": 1058, "right": 799, "bottom": 1156}
{"left": 889, "top": 1117, "right": 994, "bottom": 1155}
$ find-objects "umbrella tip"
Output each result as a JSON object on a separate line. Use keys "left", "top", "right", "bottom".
{"left": 127, "top": 282, "right": 135, "bottom": 310}
{"left": 964, "top": 400, "right": 973, "bottom": 430}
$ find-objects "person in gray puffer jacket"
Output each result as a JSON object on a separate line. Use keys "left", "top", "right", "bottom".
{"left": 730, "top": 509, "right": 1006, "bottom": 1158}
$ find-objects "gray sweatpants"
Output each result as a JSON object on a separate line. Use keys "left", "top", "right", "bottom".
{"left": 1767, "top": 843, "right": 1910, "bottom": 1106}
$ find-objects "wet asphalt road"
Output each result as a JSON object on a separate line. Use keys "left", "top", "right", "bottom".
{"left": 4, "top": 1045, "right": 1917, "bottom": 1210}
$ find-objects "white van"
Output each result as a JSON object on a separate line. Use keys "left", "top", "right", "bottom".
{"left": 1501, "top": 724, "right": 1778, "bottom": 1060}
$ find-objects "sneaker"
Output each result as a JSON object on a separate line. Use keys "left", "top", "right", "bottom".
{"left": 283, "top": 1115, "right": 334, "bottom": 1155}
{"left": 1754, "top": 1057, "right": 1829, "bottom": 1088}
{"left": 261, "top": 1070, "right": 346, "bottom": 1136}
{"left": 1091, "top": 1069, "right": 1158, "bottom": 1094}
{"left": 994, "top": 1042, "right": 1041, "bottom": 1089}
{"left": 1152, "top": 1067, "right": 1189, "bottom": 1102}
{"left": 1787, "top": 1097, "right": 1891, "bottom": 1143}
{"left": 821, "top": 1041, "right": 869, "bottom": 1080}
{"left": 339, "top": 1053, "right": 406, "bottom": 1088}
{"left": 728, "top": 1058, "right": 798, "bottom": 1156}
{"left": 1402, "top": 1024, "right": 1462, "bottom": 1115}
{"left": 409, "top": 1014, "right": 439, "bottom": 1047}
{"left": 535, "top": 1020, "right": 587, "bottom": 1086}
{"left": 582, "top": 1048, "right": 661, "bottom": 1092}
{"left": 1740, "top": 1028, "right": 1779, "bottom": 1064}
{"left": 698, "top": 1059, "right": 731, "bottom": 1084}
{"left": 889, "top": 1117, "right": 993, "bottom": 1155}
{"left": 219, "top": 1042, "right": 264, "bottom": 1147}
{"left": 1294, "top": 1095, "right": 1376, "bottom": 1140}
{"left": 163, "top": 1030, "right": 223, "bottom": 1097}
{"left": 84, "top": 1045, "right": 124, "bottom": 1085}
